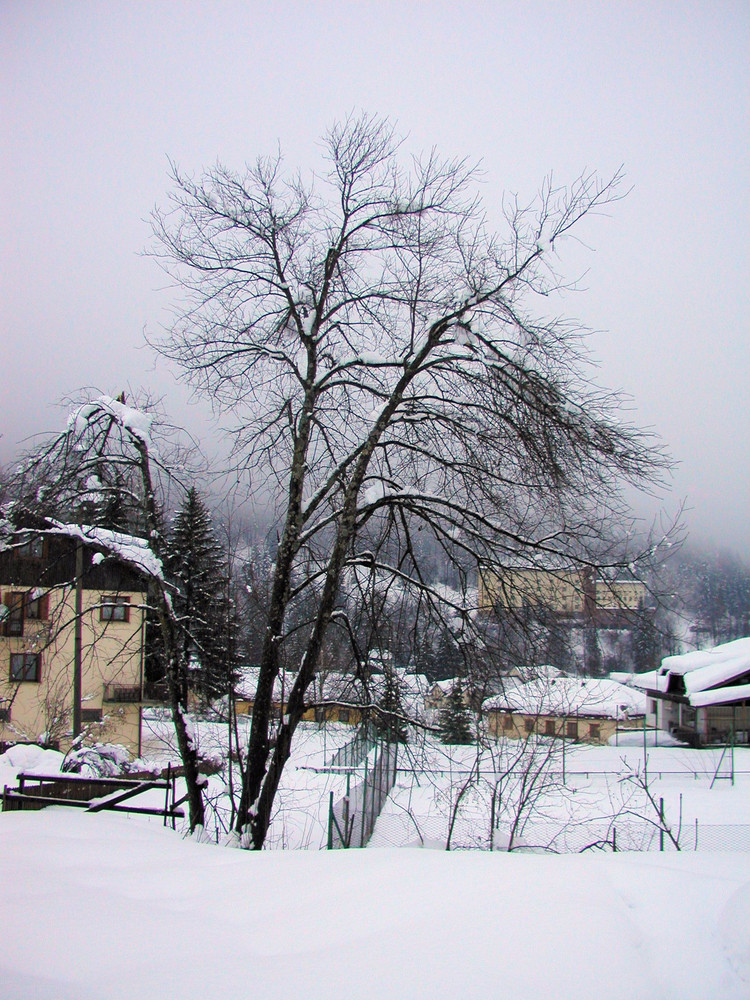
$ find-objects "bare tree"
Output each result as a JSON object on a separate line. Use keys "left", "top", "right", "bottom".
{"left": 151, "top": 114, "right": 669, "bottom": 849}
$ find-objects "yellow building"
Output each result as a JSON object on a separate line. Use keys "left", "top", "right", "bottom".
{"left": 482, "top": 676, "right": 646, "bottom": 745}
{"left": 234, "top": 667, "right": 363, "bottom": 725}
{"left": 478, "top": 565, "right": 646, "bottom": 619}
{"left": 1, "top": 534, "right": 147, "bottom": 754}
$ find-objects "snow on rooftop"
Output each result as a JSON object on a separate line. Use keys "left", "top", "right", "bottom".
{"left": 46, "top": 521, "right": 163, "bottom": 581}
{"left": 234, "top": 666, "right": 298, "bottom": 702}
{"left": 660, "top": 637, "right": 750, "bottom": 677}
{"left": 650, "top": 637, "right": 750, "bottom": 698}
{"left": 630, "top": 669, "right": 660, "bottom": 692}
{"left": 483, "top": 676, "right": 645, "bottom": 719}
{"left": 234, "top": 668, "right": 381, "bottom": 707}
{"left": 690, "top": 683, "right": 750, "bottom": 708}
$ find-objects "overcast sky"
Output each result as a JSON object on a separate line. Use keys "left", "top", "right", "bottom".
{"left": 2, "top": 1, "right": 748, "bottom": 551}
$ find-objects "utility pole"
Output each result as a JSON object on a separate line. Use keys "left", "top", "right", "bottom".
{"left": 73, "top": 540, "right": 83, "bottom": 738}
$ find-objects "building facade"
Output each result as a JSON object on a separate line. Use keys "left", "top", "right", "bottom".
{"left": 0, "top": 534, "right": 147, "bottom": 753}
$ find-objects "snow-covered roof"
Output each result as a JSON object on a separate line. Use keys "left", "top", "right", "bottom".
{"left": 482, "top": 676, "right": 646, "bottom": 720}
{"left": 508, "top": 664, "right": 563, "bottom": 683}
{"left": 431, "top": 677, "right": 461, "bottom": 694}
{"left": 234, "top": 667, "right": 299, "bottom": 702}
{"left": 310, "top": 672, "right": 366, "bottom": 703}
{"left": 644, "top": 637, "right": 750, "bottom": 699}
{"left": 690, "top": 683, "right": 750, "bottom": 708}
{"left": 630, "top": 670, "right": 660, "bottom": 692}
{"left": 46, "top": 521, "right": 161, "bottom": 581}
{"left": 233, "top": 666, "right": 429, "bottom": 717}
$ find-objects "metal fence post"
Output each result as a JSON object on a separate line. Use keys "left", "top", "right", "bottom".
{"left": 163, "top": 762, "right": 171, "bottom": 827}
{"left": 343, "top": 773, "right": 351, "bottom": 848}
{"left": 360, "top": 747, "right": 370, "bottom": 848}
{"left": 659, "top": 797, "right": 664, "bottom": 852}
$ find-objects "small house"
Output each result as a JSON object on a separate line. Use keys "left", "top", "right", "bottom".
{"left": 482, "top": 675, "right": 646, "bottom": 744}
{"left": 633, "top": 637, "right": 750, "bottom": 746}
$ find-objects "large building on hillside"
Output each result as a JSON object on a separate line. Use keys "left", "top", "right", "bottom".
{"left": 478, "top": 565, "right": 646, "bottom": 623}
{"left": 477, "top": 564, "right": 650, "bottom": 675}
{"left": 0, "top": 531, "right": 148, "bottom": 754}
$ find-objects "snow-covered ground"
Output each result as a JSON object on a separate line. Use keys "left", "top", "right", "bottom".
{"left": 371, "top": 741, "right": 750, "bottom": 853}
{"left": 1, "top": 807, "right": 748, "bottom": 999}
{"left": 2, "top": 726, "right": 750, "bottom": 998}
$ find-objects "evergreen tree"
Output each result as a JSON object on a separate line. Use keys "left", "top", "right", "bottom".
{"left": 167, "top": 488, "right": 236, "bottom": 703}
{"left": 583, "top": 626, "right": 604, "bottom": 676}
{"left": 374, "top": 666, "right": 408, "bottom": 743}
{"left": 438, "top": 680, "right": 474, "bottom": 745}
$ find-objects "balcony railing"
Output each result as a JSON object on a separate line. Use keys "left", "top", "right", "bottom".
{"left": 103, "top": 684, "right": 141, "bottom": 704}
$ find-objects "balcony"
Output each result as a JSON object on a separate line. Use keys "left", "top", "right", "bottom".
{"left": 103, "top": 684, "right": 141, "bottom": 704}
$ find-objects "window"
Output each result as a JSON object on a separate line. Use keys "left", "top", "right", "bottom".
{"left": 17, "top": 536, "right": 44, "bottom": 559}
{"left": 314, "top": 707, "right": 326, "bottom": 723}
{"left": 566, "top": 720, "right": 578, "bottom": 740}
{"left": 25, "top": 591, "right": 49, "bottom": 620}
{"left": 338, "top": 709, "right": 350, "bottom": 724}
{"left": 0, "top": 706, "right": 10, "bottom": 722}
{"left": 545, "top": 719, "right": 556, "bottom": 736}
{"left": 589, "top": 723, "right": 601, "bottom": 740}
{"left": 3, "top": 593, "right": 25, "bottom": 637}
{"left": 502, "top": 714, "right": 513, "bottom": 730}
{"left": 524, "top": 718, "right": 534, "bottom": 734}
{"left": 81, "top": 708, "right": 102, "bottom": 723}
{"left": 10, "top": 652, "right": 41, "bottom": 682}
{"left": 100, "top": 595, "right": 130, "bottom": 623}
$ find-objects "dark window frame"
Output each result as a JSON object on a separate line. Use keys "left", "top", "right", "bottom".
{"left": 16, "top": 537, "right": 45, "bottom": 559}
{"left": 3, "top": 592, "right": 25, "bottom": 637}
{"left": 25, "top": 591, "right": 49, "bottom": 621}
{"left": 10, "top": 652, "right": 41, "bottom": 683}
{"left": 100, "top": 595, "right": 131, "bottom": 623}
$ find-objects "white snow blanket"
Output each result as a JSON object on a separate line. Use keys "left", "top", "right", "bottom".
{"left": 483, "top": 676, "right": 646, "bottom": 719}
{"left": 0, "top": 808, "right": 747, "bottom": 999}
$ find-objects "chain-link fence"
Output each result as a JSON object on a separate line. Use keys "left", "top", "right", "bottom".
{"left": 501, "top": 820, "right": 750, "bottom": 853}
{"left": 327, "top": 739, "right": 399, "bottom": 848}
{"left": 368, "top": 798, "right": 750, "bottom": 853}
{"left": 328, "top": 722, "right": 379, "bottom": 770}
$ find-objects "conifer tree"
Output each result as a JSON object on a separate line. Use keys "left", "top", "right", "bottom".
{"left": 374, "top": 666, "right": 408, "bottom": 743}
{"left": 167, "top": 488, "right": 236, "bottom": 703}
{"left": 438, "top": 680, "right": 474, "bottom": 745}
